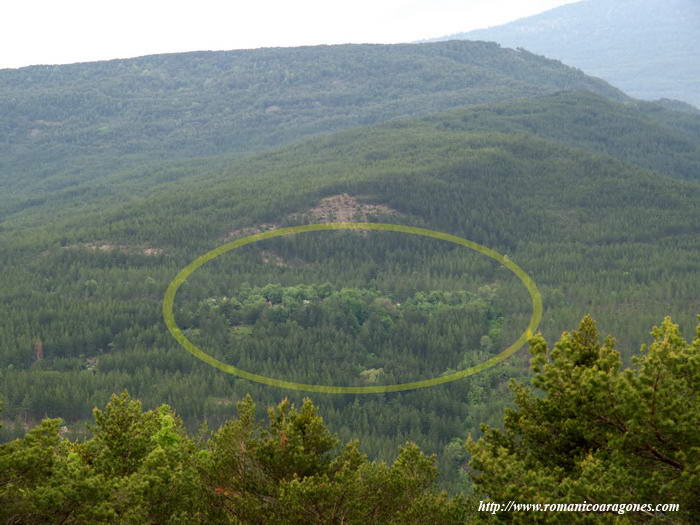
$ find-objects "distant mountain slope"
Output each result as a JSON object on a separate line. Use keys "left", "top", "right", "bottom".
{"left": 0, "top": 41, "right": 626, "bottom": 160}
{"left": 435, "top": 0, "right": 700, "bottom": 107}
{"left": 3, "top": 89, "right": 699, "bottom": 233}
{"left": 0, "top": 41, "right": 627, "bottom": 212}
{"left": 3, "top": 112, "right": 699, "bottom": 415}
{"left": 423, "top": 91, "right": 700, "bottom": 181}
{"left": 3, "top": 99, "right": 700, "bottom": 483}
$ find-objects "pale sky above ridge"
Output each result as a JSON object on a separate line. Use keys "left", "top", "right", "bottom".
{"left": 1, "top": 0, "right": 580, "bottom": 69}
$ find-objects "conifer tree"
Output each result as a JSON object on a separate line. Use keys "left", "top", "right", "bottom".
{"left": 468, "top": 316, "right": 700, "bottom": 524}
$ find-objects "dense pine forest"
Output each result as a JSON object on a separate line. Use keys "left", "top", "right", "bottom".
{"left": 3, "top": 316, "right": 697, "bottom": 523}
{"left": 0, "top": 40, "right": 629, "bottom": 224}
{"left": 1, "top": 39, "right": 699, "bottom": 522}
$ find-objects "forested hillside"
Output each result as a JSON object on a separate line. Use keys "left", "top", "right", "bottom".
{"left": 4, "top": 88, "right": 700, "bottom": 237}
{"left": 436, "top": 0, "right": 700, "bottom": 107}
{"left": 3, "top": 314, "right": 697, "bottom": 523}
{"left": 0, "top": 40, "right": 627, "bottom": 222}
{"left": 2, "top": 36, "right": 700, "bottom": 509}
{"left": 424, "top": 91, "right": 700, "bottom": 182}
{"left": 2, "top": 97, "right": 699, "bottom": 491}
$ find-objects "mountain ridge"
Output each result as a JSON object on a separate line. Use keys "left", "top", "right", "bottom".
{"left": 4, "top": 89, "right": 699, "bottom": 234}
{"left": 0, "top": 41, "right": 626, "bottom": 196}
{"left": 433, "top": 0, "right": 700, "bottom": 107}
{"left": 2, "top": 74, "right": 700, "bottom": 490}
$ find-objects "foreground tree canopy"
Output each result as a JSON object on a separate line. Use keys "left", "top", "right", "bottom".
{"left": 0, "top": 393, "right": 468, "bottom": 524}
{"left": 1, "top": 315, "right": 698, "bottom": 524}
{"left": 469, "top": 315, "right": 700, "bottom": 524}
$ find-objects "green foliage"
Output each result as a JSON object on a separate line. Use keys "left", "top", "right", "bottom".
{"left": 429, "top": 91, "right": 700, "bottom": 181}
{"left": 0, "top": 392, "right": 466, "bottom": 524}
{"left": 2, "top": 52, "right": 700, "bottom": 494}
{"left": 468, "top": 315, "right": 700, "bottom": 524}
{"left": 197, "top": 395, "right": 468, "bottom": 524}
{"left": 189, "top": 283, "right": 496, "bottom": 384}
{"left": 2, "top": 97, "right": 700, "bottom": 489}
{"left": 0, "top": 392, "right": 207, "bottom": 523}
{"left": 0, "top": 40, "right": 627, "bottom": 224}
{"left": 4, "top": 316, "right": 696, "bottom": 522}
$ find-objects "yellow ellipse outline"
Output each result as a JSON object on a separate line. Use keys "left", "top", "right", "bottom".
{"left": 163, "top": 222, "right": 542, "bottom": 394}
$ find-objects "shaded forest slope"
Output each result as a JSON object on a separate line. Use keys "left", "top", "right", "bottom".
{"left": 423, "top": 91, "right": 700, "bottom": 182}
{"left": 0, "top": 40, "right": 628, "bottom": 220}
{"left": 4, "top": 89, "right": 700, "bottom": 232}
{"left": 2, "top": 91, "right": 700, "bottom": 488}
{"left": 3, "top": 110, "right": 699, "bottom": 416}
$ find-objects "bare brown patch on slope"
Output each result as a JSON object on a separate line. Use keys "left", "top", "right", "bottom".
{"left": 222, "top": 194, "right": 400, "bottom": 242}
{"left": 78, "top": 243, "right": 163, "bottom": 256}
{"left": 223, "top": 223, "right": 277, "bottom": 241}
{"left": 292, "top": 194, "right": 399, "bottom": 223}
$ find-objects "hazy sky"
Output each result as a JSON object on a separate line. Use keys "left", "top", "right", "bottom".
{"left": 1, "top": 0, "right": 579, "bottom": 69}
